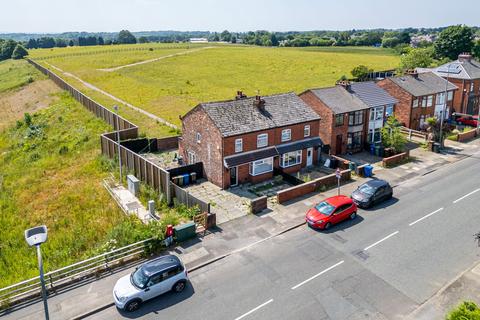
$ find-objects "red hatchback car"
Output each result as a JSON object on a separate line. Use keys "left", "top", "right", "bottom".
{"left": 306, "top": 195, "right": 357, "bottom": 230}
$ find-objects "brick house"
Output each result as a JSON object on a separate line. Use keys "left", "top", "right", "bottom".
{"left": 179, "top": 92, "right": 322, "bottom": 189}
{"left": 377, "top": 71, "right": 458, "bottom": 130}
{"left": 299, "top": 81, "right": 397, "bottom": 155}
{"left": 418, "top": 53, "right": 480, "bottom": 116}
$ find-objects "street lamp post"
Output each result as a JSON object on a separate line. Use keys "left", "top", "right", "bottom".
{"left": 113, "top": 105, "right": 123, "bottom": 184}
{"left": 439, "top": 67, "right": 451, "bottom": 149}
{"left": 25, "top": 226, "right": 49, "bottom": 320}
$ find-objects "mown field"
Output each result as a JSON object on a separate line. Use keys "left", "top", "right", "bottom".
{"left": 29, "top": 44, "right": 400, "bottom": 130}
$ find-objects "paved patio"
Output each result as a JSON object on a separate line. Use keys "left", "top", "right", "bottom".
{"left": 142, "top": 149, "right": 181, "bottom": 170}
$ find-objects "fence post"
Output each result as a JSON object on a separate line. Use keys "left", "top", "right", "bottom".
{"left": 48, "top": 274, "right": 54, "bottom": 290}
{"left": 166, "top": 171, "right": 171, "bottom": 205}
{"left": 409, "top": 129, "right": 412, "bottom": 141}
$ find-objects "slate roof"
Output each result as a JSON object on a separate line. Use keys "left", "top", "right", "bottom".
{"left": 200, "top": 93, "right": 320, "bottom": 137}
{"left": 349, "top": 81, "right": 398, "bottom": 108}
{"left": 309, "top": 86, "right": 369, "bottom": 114}
{"left": 389, "top": 72, "right": 457, "bottom": 97}
{"left": 424, "top": 57, "right": 480, "bottom": 80}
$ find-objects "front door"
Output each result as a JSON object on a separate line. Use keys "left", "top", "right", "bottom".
{"left": 335, "top": 135, "right": 343, "bottom": 155}
{"left": 306, "top": 148, "right": 313, "bottom": 166}
{"left": 230, "top": 166, "right": 238, "bottom": 187}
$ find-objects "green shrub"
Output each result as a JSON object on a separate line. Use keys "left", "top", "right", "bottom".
{"left": 446, "top": 301, "right": 480, "bottom": 320}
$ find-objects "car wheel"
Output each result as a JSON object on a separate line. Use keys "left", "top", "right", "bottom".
{"left": 350, "top": 212, "right": 357, "bottom": 220}
{"left": 172, "top": 280, "right": 186, "bottom": 293}
{"left": 324, "top": 222, "right": 331, "bottom": 230}
{"left": 387, "top": 192, "right": 393, "bottom": 200}
{"left": 124, "top": 299, "right": 141, "bottom": 312}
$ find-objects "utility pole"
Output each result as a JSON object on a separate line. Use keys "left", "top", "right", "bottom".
{"left": 113, "top": 105, "right": 122, "bottom": 184}
{"left": 336, "top": 168, "right": 341, "bottom": 196}
{"left": 439, "top": 67, "right": 451, "bottom": 149}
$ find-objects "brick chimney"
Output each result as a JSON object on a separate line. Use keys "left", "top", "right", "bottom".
{"left": 458, "top": 53, "right": 473, "bottom": 63}
{"left": 406, "top": 69, "right": 419, "bottom": 79}
{"left": 336, "top": 80, "right": 351, "bottom": 91}
{"left": 235, "top": 91, "right": 247, "bottom": 100}
{"left": 253, "top": 95, "right": 265, "bottom": 109}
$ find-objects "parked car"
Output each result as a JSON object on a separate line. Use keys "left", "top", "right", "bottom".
{"left": 306, "top": 195, "right": 357, "bottom": 230}
{"left": 113, "top": 255, "right": 188, "bottom": 312}
{"left": 456, "top": 115, "right": 479, "bottom": 127}
{"left": 351, "top": 180, "right": 393, "bottom": 208}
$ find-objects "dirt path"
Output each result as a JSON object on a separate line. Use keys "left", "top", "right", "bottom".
{"left": 97, "top": 46, "right": 214, "bottom": 72}
{"left": 0, "top": 79, "right": 61, "bottom": 130}
{"left": 44, "top": 62, "right": 178, "bottom": 130}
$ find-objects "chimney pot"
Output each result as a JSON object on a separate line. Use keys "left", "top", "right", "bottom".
{"left": 458, "top": 53, "right": 472, "bottom": 62}
{"left": 406, "top": 69, "right": 419, "bottom": 79}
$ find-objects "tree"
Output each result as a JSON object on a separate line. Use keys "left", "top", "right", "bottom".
{"left": 37, "top": 37, "right": 55, "bottom": 48}
{"left": 381, "top": 116, "right": 407, "bottom": 154}
{"left": 473, "top": 40, "right": 480, "bottom": 59}
{"left": 399, "top": 48, "right": 434, "bottom": 70}
{"left": 68, "top": 39, "right": 74, "bottom": 46}
{"left": 434, "top": 25, "right": 474, "bottom": 60}
{"left": 270, "top": 33, "right": 279, "bottom": 46}
{"left": 11, "top": 44, "right": 28, "bottom": 59}
{"left": 0, "top": 40, "right": 17, "bottom": 60}
{"left": 117, "top": 30, "right": 137, "bottom": 44}
{"left": 446, "top": 301, "right": 480, "bottom": 320}
{"left": 351, "top": 65, "right": 372, "bottom": 80}
{"left": 26, "top": 38, "right": 38, "bottom": 49}
{"left": 138, "top": 36, "right": 148, "bottom": 43}
{"left": 98, "top": 37, "right": 104, "bottom": 45}
{"left": 55, "top": 38, "right": 67, "bottom": 47}
{"left": 220, "top": 30, "right": 231, "bottom": 42}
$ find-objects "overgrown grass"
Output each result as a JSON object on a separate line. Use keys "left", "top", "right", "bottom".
{"left": 0, "top": 59, "right": 45, "bottom": 93}
{"left": 0, "top": 93, "right": 160, "bottom": 287}
{"left": 34, "top": 45, "right": 399, "bottom": 127}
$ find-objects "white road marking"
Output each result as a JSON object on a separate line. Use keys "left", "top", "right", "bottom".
{"left": 409, "top": 208, "right": 444, "bottom": 226}
{"left": 291, "top": 260, "right": 344, "bottom": 290}
{"left": 234, "top": 299, "right": 274, "bottom": 320}
{"left": 364, "top": 231, "right": 399, "bottom": 251}
{"left": 453, "top": 188, "right": 480, "bottom": 204}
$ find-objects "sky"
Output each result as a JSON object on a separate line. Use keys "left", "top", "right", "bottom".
{"left": 1, "top": 0, "right": 479, "bottom": 33}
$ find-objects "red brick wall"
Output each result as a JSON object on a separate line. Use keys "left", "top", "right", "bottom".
{"left": 377, "top": 79, "right": 413, "bottom": 128}
{"left": 277, "top": 169, "right": 352, "bottom": 204}
{"left": 382, "top": 150, "right": 410, "bottom": 167}
{"left": 179, "top": 106, "right": 224, "bottom": 188}
{"left": 457, "top": 129, "right": 477, "bottom": 142}
{"left": 300, "top": 91, "right": 348, "bottom": 155}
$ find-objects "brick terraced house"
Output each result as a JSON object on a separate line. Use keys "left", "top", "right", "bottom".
{"left": 418, "top": 53, "right": 480, "bottom": 116}
{"left": 377, "top": 71, "right": 457, "bottom": 130}
{"left": 179, "top": 92, "right": 322, "bottom": 189}
{"left": 300, "top": 81, "right": 397, "bottom": 155}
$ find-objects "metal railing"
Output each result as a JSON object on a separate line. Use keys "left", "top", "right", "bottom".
{"left": 400, "top": 126, "right": 428, "bottom": 141}
{"left": 0, "top": 238, "right": 153, "bottom": 308}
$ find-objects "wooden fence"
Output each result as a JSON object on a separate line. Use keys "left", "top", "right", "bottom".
{"left": 27, "top": 58, "right": 208, "bottom": 210}
{"left": 171, "top": 182, "right": 210, "bottom": 213}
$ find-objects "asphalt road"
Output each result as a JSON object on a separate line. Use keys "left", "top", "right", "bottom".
{"left": 90, "top": 153, "right": 480, "bottom": 320}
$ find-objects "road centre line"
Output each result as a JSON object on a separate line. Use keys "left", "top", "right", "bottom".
{"left": 409, "top": 208, "right": 444, "bottom": 226}
{"left": 291, "top": 260, "right": 344, "bottom": 290}
{"left": 453, "top": 188, "right": 480, "bottom": 204}
{"left": 234, "top": 299, "right": 274, "bottom": 320}
{"left": 363, "top": 231, "right": 399, "bottom": 251}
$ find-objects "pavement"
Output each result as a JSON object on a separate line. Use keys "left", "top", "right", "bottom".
{"left": 2, "top": 138, "right": 480, "bottom": 320}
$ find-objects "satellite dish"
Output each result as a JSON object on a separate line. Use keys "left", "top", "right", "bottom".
{"left": 25, "top": 225, "right": 48, "bottom": 247}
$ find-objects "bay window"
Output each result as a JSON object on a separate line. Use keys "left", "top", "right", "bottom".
{"left": 280, "top": 150, "right": 302, "bottom": 168}
{"left": 249, "top": 157, "right": 273, "bottom": 176}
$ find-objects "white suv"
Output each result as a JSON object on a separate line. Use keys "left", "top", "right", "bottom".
{"left": 113, "top": 255, "right": 188, "bottom": 312}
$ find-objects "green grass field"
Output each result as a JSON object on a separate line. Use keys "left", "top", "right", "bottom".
{"left": 0, "top": 59, "right": 46, "bottom": 93}
{"left": 30, "top": 44, "right": 400, "bottom": 130}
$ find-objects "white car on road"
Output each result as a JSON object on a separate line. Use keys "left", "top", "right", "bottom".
{"left": 113, "top": 255, "right": 188, "bottom": 312}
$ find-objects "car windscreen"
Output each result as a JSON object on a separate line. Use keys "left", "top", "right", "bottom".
{"left": 358, "top": 184, "right": 376, "bottom": 195}
{"left": 131, "top": 267, "right": 149, "bottom": 289}
{"left": 314, "top": 201, "right": 335, "bottom": 216}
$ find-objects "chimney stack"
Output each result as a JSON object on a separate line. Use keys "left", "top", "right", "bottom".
{"left": 406, "top": 69, "right": 419, "bottom": 79}
{"left": 235, "top": 90, "right": 247, "bottom": 100}
{"left": 253, "top": 95, "right": 266, "bottom": 109}
{"left": 336, "top": 80, "right": 351, "bottom": 91}
{"left": 458, "top": 53, "right": 473, "bottom": 63}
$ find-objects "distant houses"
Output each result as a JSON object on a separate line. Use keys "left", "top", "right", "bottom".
{"left": 189, "top": 38, "right": 208, "bottom": 43}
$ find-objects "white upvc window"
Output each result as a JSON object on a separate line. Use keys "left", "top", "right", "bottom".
{"left": 412, "top": 98, "right": 419, "bottom": 108}
{"left": 234, "top": 138, "right": 243, "bottom": 153}
{"left": 385, "top": 104, "right": 394, "bottom": 117}
{"left": 249, "top": 157, "right": 273, "bottom": 176}
{"left": 470, "top": 82, "right": 474, "bottom": 92}
{"left": 447, "top": 90, "right": 453, "bottom": 101}
{"left": 280, "top": 150, "right": 302, "bottom": 168}
{"left": 187, "top": 151, "right": 196, "bottom": 164}
{"left": 421, "top": 97, "right": 427, "bottom": 108}
{"left": 304, "top": 125, "right": 311, "bottom": 137}
{"left": 436, "top": 92, "right": 445, "bottom": 105}
{"left": 426, "top": 95, "right": 433, "bottom": 107}
{"left": 370, "top": 106, "right": 383, "bottom": 121}
{"left": 196, "top": 132, "right": 201, "bottom": 143}
{"left": 281, "top": 129, "right": 291, "bottom": 142}
{"left": 257, "top": 133, "right": 268, "bottom": 148}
